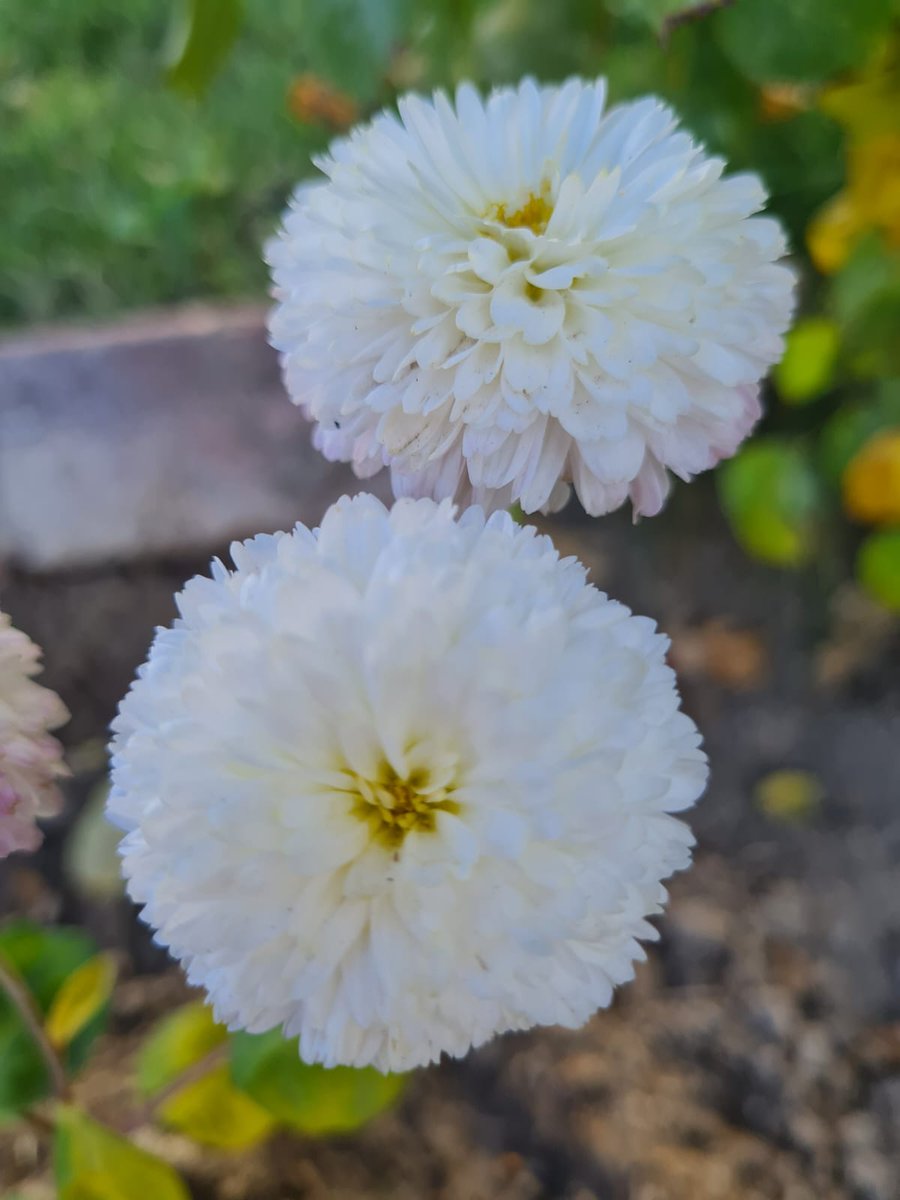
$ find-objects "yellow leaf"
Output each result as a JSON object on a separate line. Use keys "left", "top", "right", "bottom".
{"left": 61, "top": 1176, "right": 122, "bottom": 1200}
{"left": 55, "top": 1106, "right": 189, "bottom": 1200}
{"left": 847, "top": 136, "right": 900, "bottom": 246}
{"left": 157, "top": 1064, "right": 275, "bottom": 1149}
{"left": 45, "top": 955, "right": 116, "bottom": 1051}
{"left": 774, "top": 317, "right": 840, "bottom": 404}
{"left": 820, "top": 39, "right": 900, "bottom": 138}
{"left": 809, "top": 131, "right": 900, "bottom": 275}
{"left": 756, "top": 770, "right": 823, "bottom": 824}
{"left": 807, "top": 192, "right": 865, "bottom": 274}
{"left": 842, "top": 428, "right": 900, "bottom": 524}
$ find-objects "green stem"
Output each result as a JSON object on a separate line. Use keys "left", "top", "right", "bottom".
{"left": 0, "top": 948, "right": 70, "bottom": 1100}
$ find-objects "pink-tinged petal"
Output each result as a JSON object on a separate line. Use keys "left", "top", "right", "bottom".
{"left": 0, "top": 612, "right": 68, "bottom": 860}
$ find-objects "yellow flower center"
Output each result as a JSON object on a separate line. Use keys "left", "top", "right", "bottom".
{"left": 489, "top": 186, "right": 554, "bottom": 235}
{"left": 348, "top": 761, "right": 459, "bottom": 847}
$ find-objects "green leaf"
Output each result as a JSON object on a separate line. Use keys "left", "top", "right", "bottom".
{"left": 137, "top": 1001, "right": 273, "bottom": 1149}
{"left": 299, "top": 0, "right": 413, "bottom": 101}
{"left": 55, "top": 1106, "right": 190, "bottom": 1200}
{"left": 0, "top": 923, "right": 106, "bottom": 1119}
{"left": 45, "top": 955, "right": 117, "bottom": 1051}
{"left": 819, "top": 382, "right": 900, "bottom": 484}
{"left": 164, "top": 0, "right": 243, "bottom": 98}
{"left": 718, "top": 439, "right": 821, "bottom": 567}
{"left": 230, "top": 1029, "right": 406, "bottom": 1135}
{"left": 716, "top": 0, "right": 894, "bottom": 83}
{"left": 857, "top": 528, "right": 900, "bottom": 611}
{"left": 774, "top": 317, "right": 840, "bottom": 405}
{"left": 832, "top": 236, "right": 900, "bottom": 328}
{"left": 833, "top": 237, "right": 900, "bottom": 379}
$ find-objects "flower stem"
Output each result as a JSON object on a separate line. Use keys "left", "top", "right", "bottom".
{"left": 23, "top": 1107, "right": 57, "bottom": 1137}
{"left": 0, "top": 947, "right": 70, "bottom": 1100}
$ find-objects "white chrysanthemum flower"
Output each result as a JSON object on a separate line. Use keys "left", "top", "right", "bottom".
{"left": 109, "top": 495, "right": 707, "bottom": 1071}
{"left": 268, "top": 77, "right": 795, "bottom": 518}
{"left": 0, "top": 612, "right": 68, "bottom": 858}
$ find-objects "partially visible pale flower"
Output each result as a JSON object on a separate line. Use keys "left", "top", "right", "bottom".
{"left": 109, "top": 494, "right": 707, "bottom": 1072}
{"left": 268, "top": 77, "right": 795, "bottom": 518}
{"left": 0, "top": 612, "right": 68, "bottom": 858}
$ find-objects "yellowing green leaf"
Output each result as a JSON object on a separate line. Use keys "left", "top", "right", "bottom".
{"left": 819, "top": 383, "right": 900, "bottom": 485}
{"left": 231, "top": 1029, "right": 406, "bottom": 1136}
{"left": 808, "top": 135, "right": 900, "bottom": 277}
{"left": 774, "top": 317, "right": 840, "bottom": 404}
{"left": 718, "top": 440, "right": 821, "bottom": 567}
{"left": 55, "top": 1106, "right": 189, "bottom": 1200}
{"left": 45, "top": 955, "right": 116, "bottom": 1051}
{"left": 857, "top": 528, "right": 900, "bottom": 611}
{"left": 157, "top": 1064, "right": 274, "bottom": 1149}
{"left": 807, "top": 192, "right": 866, "bottom": 275}
{"left": 847, "top": 137, "right": 900, "bottom": 244}
{"left": 756, "top": 770, "right": 824, "bottom": 824}
{"left": 136, "top": 1001, "right": 225, "bottom": 1097}
{"left": 136, "top": 1000, "right": 272, "bottom": 1148}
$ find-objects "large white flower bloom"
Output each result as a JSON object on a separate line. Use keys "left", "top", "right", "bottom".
{"left": 268, "top": 77, "right": 795, "bottom": 518}
{"left": 109, "top": 495, "right": 707, "bottom": 1071}
{"left": 0, "top": 612, "right": 68, "bottom": 858}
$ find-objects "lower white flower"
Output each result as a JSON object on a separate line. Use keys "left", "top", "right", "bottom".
{"left": 109, "top": 496, "right": 707, "bottom": 1071}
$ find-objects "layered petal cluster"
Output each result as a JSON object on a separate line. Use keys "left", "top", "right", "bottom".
{"left": 0, "top": 612, "right": 68, "bottom": 858}
{"left": 268, "top": 77, "right": 795, "bottom": 517}
{"left": 109, "top": 495, "right": 707, "bottom": 1071}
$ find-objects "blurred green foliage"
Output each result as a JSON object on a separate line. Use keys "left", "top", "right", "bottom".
{"left": 0, "top": 925, "right": 407, "bottom": 1191}
{"left": 3, "top": 0, "right": 900, "bottom": 604}
{"left": 0, "top": 923, "right": 110, "bottom": 1119}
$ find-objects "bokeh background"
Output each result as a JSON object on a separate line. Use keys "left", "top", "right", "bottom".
{"left": 1, "top": 2, "right": 899, "bottom": 1197}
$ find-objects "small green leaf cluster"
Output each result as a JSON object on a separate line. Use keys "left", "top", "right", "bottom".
{"left": 1, "top": 921, "right": 406, "bottom": 1197}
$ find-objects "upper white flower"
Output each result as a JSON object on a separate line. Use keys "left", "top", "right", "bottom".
{"left": 0, "top": 611, "right": 68, "bottom": 858}
{"left": 109, "top": 495, "right": 707, "bottom": 1072}
{"left": 268, "top": 77, "right": 795, "bottom": 518}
